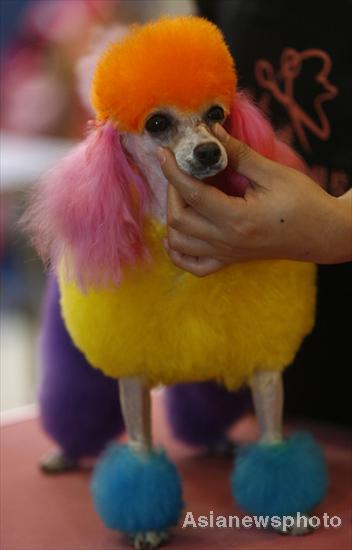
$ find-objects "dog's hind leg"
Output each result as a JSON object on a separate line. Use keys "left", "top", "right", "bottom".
{"left": 231, "top": 370, "right": 328, "bottom": 534}
{"left": 39, "top": 276, "right": 124, "bottom": 473}
{"left": 91, "top": 376, "right": 183, "bottom": 549}
{"left": 165, "top": 382, "right": 250, "bottom": 453}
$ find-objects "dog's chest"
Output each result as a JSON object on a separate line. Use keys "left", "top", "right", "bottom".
{"left": 59, "top": 249, "right": 316, "bottom": 388}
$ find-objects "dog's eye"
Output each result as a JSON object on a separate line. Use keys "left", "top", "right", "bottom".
{"left": 145, "top": 114, "right": 172, "bottom": 134}
{"left": 205, "top": 105, "right": 225, "bottom": 123}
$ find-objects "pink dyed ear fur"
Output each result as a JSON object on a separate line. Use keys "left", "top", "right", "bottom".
{"left": 224, "top": 92, "right": 308, "bottom": 195}
{"left": 23, "top": 122, "right": 150, "bottom": 287}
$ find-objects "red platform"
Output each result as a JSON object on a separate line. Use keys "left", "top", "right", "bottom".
{"left": 1, "top": 400, "right": 351, "bottom": 550}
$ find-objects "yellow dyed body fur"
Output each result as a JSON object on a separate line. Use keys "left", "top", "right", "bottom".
{"left": 60, "top": 222, "right": 316, "bottom": 391}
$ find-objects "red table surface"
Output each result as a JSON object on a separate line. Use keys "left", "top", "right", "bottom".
{"left": 1, "top": 395, "right": 351, "bottom": 550}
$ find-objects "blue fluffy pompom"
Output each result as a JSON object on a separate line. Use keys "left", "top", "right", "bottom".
{"left": 91, "top": 444, "right": 183, "bottom": 533}
{"left": 232, "top": 432, "right": 328, "bottom": 517}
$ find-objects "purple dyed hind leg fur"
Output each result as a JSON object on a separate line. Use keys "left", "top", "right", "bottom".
{"left": 39, "top": 275, "right": 125, "bottom": 472}
{"left": 165, "top": 382, "right": 251, "bottom": 451}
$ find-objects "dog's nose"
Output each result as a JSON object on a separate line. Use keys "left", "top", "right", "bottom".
{"left": 194, "top": 142, "right": 221, "bottom": 167}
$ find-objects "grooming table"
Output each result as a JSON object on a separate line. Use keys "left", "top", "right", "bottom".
{"left": 1, "top": 396, "right": 351, "bottom": 550}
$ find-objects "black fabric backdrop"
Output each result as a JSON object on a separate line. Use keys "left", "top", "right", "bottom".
{"left": 197, "top": 0, "right": 352, "bottom": 426}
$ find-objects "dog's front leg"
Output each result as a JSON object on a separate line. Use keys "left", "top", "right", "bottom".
{"left": 249, "top": 370, "right": 283, "bottom": 444}
{"left": 249, "top": 371, "right": 313, "bottom": 534}
{"left": 119, "top": 376, "right": 152, "bottom": 453}
{"left": 91, "top": 376, "right": 183, "bottom": 550}
{"left": 119, "top": 377, "right": 167, "bottom": 548}
{"left": 231, "top": 370, "right": 327, "bottom": 535}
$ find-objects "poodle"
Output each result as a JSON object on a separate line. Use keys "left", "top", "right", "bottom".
{"left": 25, "top": 16, "right": 327, "bottom": 550}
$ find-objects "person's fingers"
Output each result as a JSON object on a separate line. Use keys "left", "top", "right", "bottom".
{"left": 167, "top": 184, "right": 187, "bottom": 219}
{"left": 167, "top": 226, "right": 220, "bottom": 257}
{"left": 167, "top": 184, "right": 221, "bottom": 241}
{"left": 166, "top": 248, "right": 226, "bottom": 277}
{"left": 213, "top": 124, "right": 277, "bottom": 183}
{"left": 159, "top": 147, "right": 241, "bottom": 219}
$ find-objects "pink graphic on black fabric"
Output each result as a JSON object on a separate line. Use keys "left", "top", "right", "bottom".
{"left": 255, "top": 48, "right": 338, "bottom": 153}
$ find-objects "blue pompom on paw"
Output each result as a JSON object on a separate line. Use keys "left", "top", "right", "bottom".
{"left": 232, "top": 432, "right": 328, "bottom": 517}
{"left": 91, "top": 444, "right": 183, "bottom": 533}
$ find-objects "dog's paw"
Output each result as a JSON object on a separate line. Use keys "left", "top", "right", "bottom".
{"left": 131, "top": 530, "right": 169, "bottom": 549}
{"left": 273, "top": 514, "right": 315, "bottom": 536}
{"left": 39, "top": 450, "right": 79, "bottom": 474}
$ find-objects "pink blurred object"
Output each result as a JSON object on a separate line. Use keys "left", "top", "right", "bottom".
{"left": 1, "top": 47, "right": 65, "bottom": 134}
{"left": 23, "top": 0, "right": 112, "bottom": 44}
{"left": 1, "top": 0, "right": 114, "bottom": 136}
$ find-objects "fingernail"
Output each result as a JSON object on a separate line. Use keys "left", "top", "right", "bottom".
{"left": 213, "top": 123, "right": 228, "bottom": 141}
{"left": 162, "top": 237, "right": 170, "bottom": 251}
{"left": 156, "top": 146, "right": 166, "bottom": 165}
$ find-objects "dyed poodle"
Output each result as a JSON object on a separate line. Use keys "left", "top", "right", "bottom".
{"left": 26, "top": 16, "right": 327, "bottom": 549}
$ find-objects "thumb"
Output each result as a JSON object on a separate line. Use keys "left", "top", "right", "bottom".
{"left": 213, "top": 124, "right": 276, "bottom": 183}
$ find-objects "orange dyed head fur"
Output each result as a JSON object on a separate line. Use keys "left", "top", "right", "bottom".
{"left": 92, "top": 16, "right": 237, "bottom": 132}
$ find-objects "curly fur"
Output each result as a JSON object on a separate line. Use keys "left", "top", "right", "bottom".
{"left": 25, "top": 15, "right": 325, "bottom": 538}
{"left": 91, "top": 444, "right": 183, "bottom": 532}
{"left": 232, "top": 432, "right": 328, "bottom": 516}
{"left": 92, "top": 16, "right": 236, "bottom": 131}
{"left": 58, "top": 92, "right": 316, "bottom": 389}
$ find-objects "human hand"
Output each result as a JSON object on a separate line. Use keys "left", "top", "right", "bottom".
{"left": 157, "top": 124, "right": 351, "bottom": 276}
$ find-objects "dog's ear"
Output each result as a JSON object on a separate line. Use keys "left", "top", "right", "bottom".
{"left": 225, "top": 92, "right": 308, "bottom": 173}
{"left": 23, "top": 122, "right": 150, "bottom": 288}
